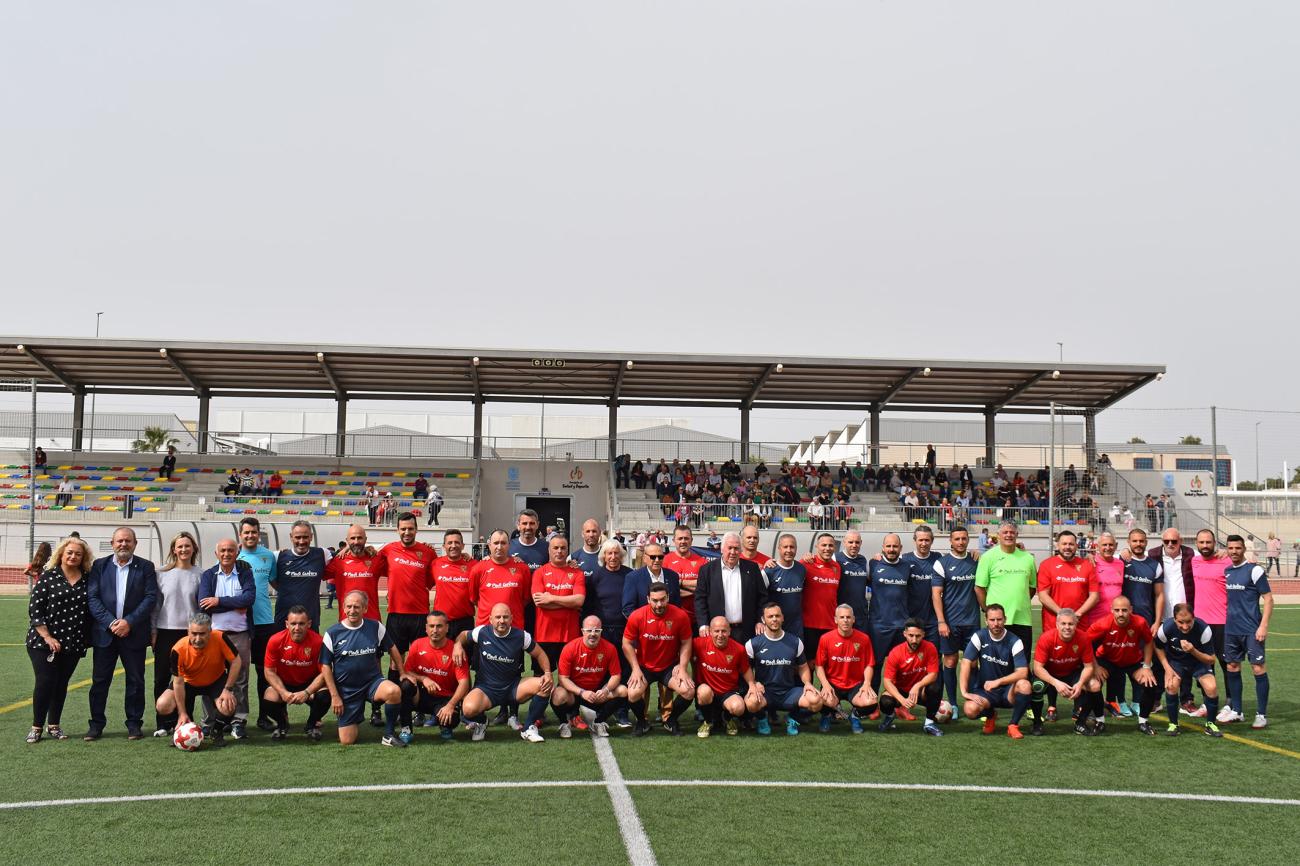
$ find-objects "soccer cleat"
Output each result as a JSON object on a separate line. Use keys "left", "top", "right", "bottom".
{"left": 922, "top": 721, "right": 944, "bottom": 737}
{"left": 423, "top": 715, "right": 436, "bottom": 728}
{"left": 577, "top": 705, "right": 597, "bottom": 726}
{"left": 592, "top": 721, "right": 610, "bottom": 738}
{"left": 819, "top": 715, "right": 833, "bottom": 733}
{"left": 614, "top": 710, "right": 633, "bottom": 729}
{"left": 868, "top": 709, "right": 881, "bottom": 721}
{"left": 697, "top": 722, "right": 712, "bottom": 739}
{"left": 440, "top": 727, "right": 455, "bottom": 740}
{"left": 1252, "top": 714, "right": 1268, "bottom": 730}
{"left": 850, "top": 716, "right": 864, "bottom": 735}
{"left": 270, "top": 727, "right": 289, "bottom": 741}
{"left": 1215, "top": 705, "right": 1235, "bottom": 724}
{"left": 1136, "top": 721, "right": 1155, "bottom": 736}
{"left": 1125, "top": 701, "right": 1141, "bottom": 717}
{"left": 1006, "top": 724, "right": 1024, "bottom": 740}
{"left": 256, "top": 716, "right": 277, "bottom": 732}
{"left": 1181, "top": 700, "right": 1199, "bottom": 716}
{"left": 209, "top": 727, "right": 226, "bottom": 748}
{"left": 897, "top": 707, "right": 916, "bottom": 722}
{"left": 1165, "top": 723, "right": 1181, "bottom": 737}
{"left": 1105, "top": 700, "right": 1123, "bottom": 718}
{"left": 412, "top": 713, "right": 425, "bottom": 728}
{"left": 490, "top": 707, "right": 510, "bottom": 727}
{"left": 1117, "top": 701, "right": 1133, "bottom": 718}
{"left": 152, "top": 727, "right": 171, "bottom": 738}
{"left": 1204, "top": 722, "right": 1224, "bottom": 738}
{"left": 398, "top": 725, "right": 413, "bottom": 745}
{"left": 665, "top": 721, "right": 685, "bottom": 737}
{"left": 877, "top": 714, "right": 896, "bottom": 733}
{"left": 755, "top": 717, "right": 772, "bottom": 736}
{"left": 1074, "top": 722, "right": 1094, "bottom": 736}
{"left": 305, "top": 724, "right": 323, "bottom": 742}
{"left": 725, "top": 718, "right": 739, "bottom": 737}
{"left": 520, "top": 724, "right": 545, "bottom": 743}
{"left": 381, "top": 734, "right": 407, "bottom": 748}
{"left": 370, "top": 708, "right": 384, "bottom": 727}
{"left": 1030, "top": 722, "right": 1044, "bottom": 737}
{"left": 468, "top": 721, "right": 487, "bottom": 742}
{"left": 982, "top": 713, "right": 997, "bottom": 736}
{"left": 572, "top": 715, "right": 589, "bottom": 732}
{"left": 633, "top": 720, "right": 652, "bottom": 737}
{"left": 786, "top": 716, "right": 800, "bottom": 736}
{"left": 558, "top": 722, "right": 572, "bottom": 739}
{"left": 1221, "top": 708, "right": 1245, "bottom": 724}
{"left": 1046, "top": 706, "right": 1058, "bottom": 723}
{"left": 1187, "top": 703, "right": 1208, "bottom": 719}
{"left": 506, "top": 715, "right": 523, "bottom": 732}
{"left": 1092, "top": 720, "right": 1106, "bottom": 736}
{"left": 229, "top": 722, "right": 247, "bottom": 741}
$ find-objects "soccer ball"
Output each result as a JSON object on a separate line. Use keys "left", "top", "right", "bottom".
{"left": 173, "top": 722, "right": 204, "bottom": 751}
{"left": 936, "top": 700, "right": 953, "bottom": 723}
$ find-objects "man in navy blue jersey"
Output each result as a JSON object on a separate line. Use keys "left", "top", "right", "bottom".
{"left": 1222, "top": 535, "right": 1274, "bottom": 729}
{"left": 867, "top": 533, "right": 912, "bottom": 693}
{"left": 744, "top": 602, "right": 822, "bottom": 735}
{"left": 320, "top": 591, "right": 405, "bottom": 747}
{"left": 454, "top": 603, "right": 554, "bottom": 743}
{"left": 959, "top": 603, "right": 1040, "bottom": 739}
{"left": 931, "top": 525, "right": 980, "bottom": 714}
{"left": 1154, "top": 603, "right": 1223, "bottom": 738}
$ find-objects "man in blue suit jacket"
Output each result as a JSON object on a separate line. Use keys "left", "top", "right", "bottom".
{"left": 622, "top": 541, "right": 682, "bottom": 617}
{"left": 86, "top": 526, "right": 158, "bottom": 740}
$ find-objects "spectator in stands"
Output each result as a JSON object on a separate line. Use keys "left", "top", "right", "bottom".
{"left": 238, "top": 469, "right": 255, "bottom": 496}
{"left": 614, "top": 452, "right": 631, "bottom": 489}
{"left": 1266, "top": 533, "right": 1282, "bottom": 576}
{"left": 223, "top": 470, "right": 241, "bottom": 497}
{"left": 1144, "top": 495, "right": 1157, "bottom": 532}
{"left": 754, "top": 459, "right": 769, "bottom": 480}
{"left": 1121, "top": 506, "right": 1136, "bottom": 531}
{"left": 925, "top": 444, "right": 937, "bottom": 474}
{"left": 631, "top": 460, "right": 647, "bottom": 489}
{"left": 267, "top": 471, "right": 284, "bottom": 499}
{"left": 807, "top": 496, "right": 826, "bottom": 531}
{"left": 1096, "top": 453, "right": 1111, "bottom": 466}
{"left": 425, "top": 484, "right": 443, "bottom": 526}
{"left": 413, "top": 474, "right": 428, "bottom": 500}
{"left": 366, "top": 484, "right": 380, "bottom": 525}
{"left": 33, "top": 446, "right": 47, "bottom": 477}
{"left": 159, "top": 446, "right": 176, "bottom": 481}
{"left": 25, "top": 541, "right": 52, "bottom": 586}
{"left": 55, "top": 477, "right": 74, "bottom": 508}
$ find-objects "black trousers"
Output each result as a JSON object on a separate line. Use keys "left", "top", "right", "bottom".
{"left": 29, "top": 648, "right": 83, "bottom": 728}
{"left": 89, "top": 640, "right": 147, "bottom": 730}
{"left": 182, "top": 679, "right": 234, "bottom": 729}
{"left": 399, "top": 683, "right": 460, "bottom": 728}
{"left": 250, "top": 622, "right": 278, "bottom": 722}
{"left": 266, "top": 689, "right": 332, "bottom": 729}
{"left": 153, "top": 627, "right": 189, "bottom": 729}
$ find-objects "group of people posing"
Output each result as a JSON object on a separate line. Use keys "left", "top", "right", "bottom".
{"left": 24, "top": 508, "right": 1274, "bottom": 747}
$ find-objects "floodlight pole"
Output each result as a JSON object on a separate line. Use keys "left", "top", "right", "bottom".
{"left": 1048, "top": 401, "right": 1056, "bottom": 554}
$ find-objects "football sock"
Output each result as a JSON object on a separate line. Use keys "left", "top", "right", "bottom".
{"left": 1255, "top": 673, "right": 1270, "bottom": 716}
{"left": 383, "top": 703, "right": 398, "bottom": 736}
{"left": 1226, "top": 669, "right": 1243, "bottom": 712}
{"left": 1009, "top": 692, "right": 1031, "bottom": 725}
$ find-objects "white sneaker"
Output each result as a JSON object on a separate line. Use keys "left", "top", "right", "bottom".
{"left": 1252, "top": 714, "right": 1268, "bottom": 729}
{"left": 521, "top": 724, "right": 545, "bottom": 743}
{"left": 507, "top": 714, "right": 523, "bottom": 732}
{"left": 558, "top": 722, "right": 572, "bottom": 739}
{"left": 1215, "top": 705, "right": 1235, "bottom": 724}
{"left": 591, "top": 721, "right": 610, "bottom": 738}
{"left": 578, "top": 705, "right": 598, "bottom": 727}
{"left": 1222, "top": 708, "right": 1245, "bottom": 724}
{"left": 468, "top": 722, "right": 486, "bottom": 742}
{"left": 1188, "top": 704, "right": 1208, "bottom": 719}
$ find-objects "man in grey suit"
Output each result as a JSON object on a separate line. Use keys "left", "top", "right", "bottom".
{"left": 694, "top": 532, "right": 768, "bottom": 638}
{"left": 86, "top": 526, "right": 158, "bottom": 740}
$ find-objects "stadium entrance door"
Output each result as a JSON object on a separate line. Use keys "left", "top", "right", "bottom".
{"left": 521, "top": 495, "right": 571, "bottom": 539}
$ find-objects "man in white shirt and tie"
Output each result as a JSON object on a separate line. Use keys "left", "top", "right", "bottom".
{"left": 694, "top": 533, "right": 768, "bottom": 637}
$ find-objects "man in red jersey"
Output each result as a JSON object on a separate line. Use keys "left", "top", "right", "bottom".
{"left": 800, "top": 533, "right": 843, "bottom": 656}
{"left": 1032, "top": 607, "right": 1102, "bottom": 735}
{"left": 815, "top": 604, "right": 877, "bottom": 734}
{"left": 324, "top": 525, "right": 382, "bottom": 622}
{"left": 431, "top": 529, "right": 475, "bottom": 638}
{"left": 469, "top": 530, "right": 531, "bottom": 627}
{"left": 398, "top": 610, "right": 470, "bottom": 742}
{"left": 531, "top": 535, "right": 587, "bottom": 673}
{"left": 375, "top": 513, "right": 436, "bottom": 725}
{"left": 1038, "top": 530, "right": 1100, "bottom": 635}
{"left": 623, "top": 583, "right": 695, "bottom": 737}
{"left": 692, "top": 616, "right": 755, "bottom": 738}
{"left": 739, "top": 525, "right": 771, "bottom": 567}
{"left": 663, "top": 525, "right": 707, "bottom": 629}
{"left": 880, "top": 619, "right": 943, "bottom": 736}
{"left": 260, "top": 605, "right": 330, "bottom": 741}
{"left": 553, "top": 614, "right": 626, "bottom": 738}
{"left": 1086, "top": 596, "right": 1159, "bottom": 734}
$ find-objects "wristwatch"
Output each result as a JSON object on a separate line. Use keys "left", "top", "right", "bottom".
{"left": 1140, "top": 662, "right": 1152, "bottom": 669}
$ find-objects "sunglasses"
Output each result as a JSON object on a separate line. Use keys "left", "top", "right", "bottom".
{"left": 647, "top": 554, "right": 664, "bottom": 560}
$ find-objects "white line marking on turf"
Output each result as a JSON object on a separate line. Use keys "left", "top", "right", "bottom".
{"left": 593, "top": 738, "right": 658, "bottom": 866}
{"left": 0, "top": 781, "right": 604, "bottom": 811}
{"left": 1, "top": 777, "right": 1297, "bottom": 812}
{"left": 624, "top": 780, "right": 1300, "bottom": 807}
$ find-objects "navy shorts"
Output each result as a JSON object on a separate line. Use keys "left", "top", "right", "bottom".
{"left": 475, "top": 679, "right": 521, "bottom": 709}
{"left": 338, "top": 675, "right": 389, "bottom": 727}
{"left": 940, "top": 623, "right": 977, "bottom": 656}
{"left": 1224, "top": 633, "right": 1266, "bottom": 665}
{"left": 766, "top": 685, "right": 805, "bottom": 711}
{"left": 1167, "top": 659, "right": 1214, "bottom": 683}
{"left": 969, "top": 684, "right": 1015, "bottom": 709}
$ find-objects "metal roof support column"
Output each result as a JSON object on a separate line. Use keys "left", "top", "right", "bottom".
{"left": 335, "top": 397, "right": 348, "bottom": 459}
{"left": 1084, "top": 411, "right": 1097, "bottom": 468}
{"left": 197, "top": 391, "right": 211, "bottom": 455}
{"left": 608, "top": 401, "right": 619, "bottom": 464}
{"left": 472, "top": 399, "right": 483, "bottom": 462}
{"left": 984, "top": 408, "right": 997, "bottom": 468}
{"left": 740, "top": 405, "right": 751, "bottom": 465}
{"left": 869, "top": 404, "right": 881, "bottom": 466}
{"left": 71, "top": 388, "right": 85, "bottom": 452}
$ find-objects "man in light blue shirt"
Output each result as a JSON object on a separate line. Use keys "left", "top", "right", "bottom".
{"left": 236, "top": 516, "right": 278, "bottom": 731}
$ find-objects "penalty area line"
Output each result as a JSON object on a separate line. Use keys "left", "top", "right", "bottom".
{"left": 593, "top": 737, "right": 658, "bottom": 866}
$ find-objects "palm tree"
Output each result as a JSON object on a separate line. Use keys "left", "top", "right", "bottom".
{"left": 132, "top": 426, "right": 179, "bottom": 453}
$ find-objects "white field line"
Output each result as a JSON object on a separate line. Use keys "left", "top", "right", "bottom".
{"left": 1, "top": 777, "right": 1297, "bottom": 812}
{"left": 594, "top": 737, "right": 658, "bottom": 866}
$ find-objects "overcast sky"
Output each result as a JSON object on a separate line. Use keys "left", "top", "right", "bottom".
{"left": 2, "top": 3, "right": 1296, "bottom": 475}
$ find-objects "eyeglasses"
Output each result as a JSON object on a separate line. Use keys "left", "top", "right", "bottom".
{"left": 1163, "top": 539, "right": 1180, "bottom": 545}
{"left": 581, "top": 628, "right": 603, "bottom": 634}
{"left": 647, "top": 554, "right": 664, "bottom": 560}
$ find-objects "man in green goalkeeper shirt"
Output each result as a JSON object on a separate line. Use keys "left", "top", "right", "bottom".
{"left": 975, "top": 522, "right": 1037, "bottom": 651}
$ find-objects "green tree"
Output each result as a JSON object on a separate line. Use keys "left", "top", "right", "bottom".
{"left": 1179, "top": 435, "right": 1202, "bottom": 445}
{"left": 132, "top": 425, "right": 179, "bottom": 453}
{"left": 1128, "top": 436, "right": 1146, "bottom": 444}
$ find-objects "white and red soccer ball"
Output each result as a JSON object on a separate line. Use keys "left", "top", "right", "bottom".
{"left": 173, "top": 722, "right": 204, "bottom": 751}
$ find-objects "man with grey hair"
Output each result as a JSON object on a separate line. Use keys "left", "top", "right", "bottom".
{"left": 86, "top": 525, "right": 158, "bottom": 741}
{"left": 197, "top": 537, "right": 255, "bottom": 739}
{"left": 155, "top": 611, "right": 242, "bottom": 747}
{"left": 274, "top": 519, "right": 332, "bottom": 631}
{"left": 694, "top": 531, "right": 768, "bottom": 637}
{"left": 623, "top": 540, "right": 682, "bottom": 616}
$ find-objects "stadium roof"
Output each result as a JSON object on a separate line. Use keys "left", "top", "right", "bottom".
{"left": 0, "top": 337, "right": 1164, "bottom": 414}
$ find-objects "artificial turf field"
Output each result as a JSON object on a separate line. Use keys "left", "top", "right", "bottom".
{"left": 3, "top": 598, "right": 1298, "bottom": 866}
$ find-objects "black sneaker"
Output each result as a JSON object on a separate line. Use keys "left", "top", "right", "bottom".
{"left": 229, "top": 721, "right": 247, "bottom": 741}
{"left": 412, "top": 713, "right": 425, "bottom": 728}
{"left": 490, "top": 708, "right": 511, "bottom": 727}
{"left": 1136, "top": 721, "right": 1155, "bottom": 736}
{"left": 665, "top": 721, "right": 684, "bottom": 737}
{"left": 381, "top": 734, "right": 407, "bottom": 748}
{"left": 82, "top": 727, "right": 103, "bottom": 742}
{"left": 614, "top": 710, "right": 632, "bottom": 729}
{"left": 270, "top": 727, "right": 289, "bottom": 740}
{"left": 1093, "top": 721, "right": 1106, "bottom": 736}
{"left": 209, "top": 727, "right": 226, "bottom": 748}
{"left": 369, "top": 708, "right": 384, "bottom": 728}
{"left": 1074, "top": 722, "right": 1094, "bottom": 736}
{"left": 633, "top": 720, "right": 652, "bottom": 737}
{"left": 1029, "top": 722, "right": 1044, "bottom": 737}
{"left": 304, "top": 724, "right": 323, "bottom": 742}
{"left": 256, "top": 716, "right": 277, "bottom": 732}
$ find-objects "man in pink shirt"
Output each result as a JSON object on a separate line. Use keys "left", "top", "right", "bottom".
{"left": 1089, "top": 532, "right": 1130, "bottom": 715}
{"left": 1190, "top": 528, "right": 1232, "bottom": 722}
